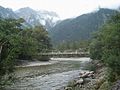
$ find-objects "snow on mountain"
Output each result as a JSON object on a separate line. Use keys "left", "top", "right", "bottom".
{"left": 0, "top": 6, "right": 60, "bottom": 30}
{"left": 15, "top": 7, "right": 60, "bottom": 29}
{"left": 0, "top": 6, "right": 18, "bottom": 19}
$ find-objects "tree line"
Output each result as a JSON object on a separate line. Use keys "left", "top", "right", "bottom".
{"left": 55, "top": 40, "right": 90, "bottom": 52}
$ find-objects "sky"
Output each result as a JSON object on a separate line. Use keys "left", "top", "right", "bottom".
{"left": 0, "top": 0, "right": 120, "bottom": 19}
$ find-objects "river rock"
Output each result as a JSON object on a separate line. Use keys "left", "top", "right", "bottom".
{"left": 80, "top": 72, "right": 90, "bottom": 78}
{"left": 88, "top": 73, "right": 94, "bottom": 79}
{"left": 84, "top": 78, "right": 91, "bottom": 83}
{"left": 90, "top": 71, "right": 94, "bottom": 74}
{"left": 79, "top": 71, "right": 94, "bottom": 79}
{"left": 64, "top": 86, "right": 72, "bottom": 90}
{"left": 75, "top": 78, "right": 84, "bottom": 85}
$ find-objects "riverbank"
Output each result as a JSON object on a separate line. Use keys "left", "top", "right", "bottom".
{"left": 16, "top": 60, "right": 58, "bottom": 68}
{"left": 16, "top": 57, "right": 90, "bottom": 68}
{"left": 6, "top": 57, "right": 91, "bottom": 90}
{"left": 65, "top": 60, "right": 109, "bottom": 90}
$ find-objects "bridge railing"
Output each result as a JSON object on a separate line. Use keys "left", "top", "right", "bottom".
{"left": 38, "top": 51, "right": 89, "bottom": 56}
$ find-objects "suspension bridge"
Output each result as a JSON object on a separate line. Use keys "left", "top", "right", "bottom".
{"left": 37, "top": 51, "right": 89, "bottom": 57}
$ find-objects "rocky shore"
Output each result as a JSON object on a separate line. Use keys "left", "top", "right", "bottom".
{"left": 64, "top": 60, "right": 110, "bottom": 90}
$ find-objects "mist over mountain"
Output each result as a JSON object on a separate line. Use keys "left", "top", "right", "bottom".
{"left": 0, "top": 6, "right": 18, "bottom": 19}
{"left": 15, "top": 7, "right": 60, "bottom": 29}
{"left": 49, "top": 8, "right": 117, "bottom": 44}
{"left": 0, "top": 6, "right": 60, "bottom": 29}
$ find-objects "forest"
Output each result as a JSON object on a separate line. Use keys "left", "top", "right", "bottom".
{"left": 0, "top": 18, "right": 51, "bottom": 88}
{"left": 90, "top": 12, "right": 120, "bottom": 89}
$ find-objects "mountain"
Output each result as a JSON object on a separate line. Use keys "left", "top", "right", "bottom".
{"left": 0, "top": 6, "right": 18, "bottom": 19}
{"left": 15, "top": 7, "right": 60, "bottom": 29}
{"left": 0, "top": 6, "right": 60, "bottom": 29}
{"left": 49, "top": 8, "right": 117, "bottom": 44}
{"left": 0, "top": 6, "right": 117, "bottom": 44}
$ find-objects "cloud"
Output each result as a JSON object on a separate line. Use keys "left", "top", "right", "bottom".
{"left": 0, "top": 0, "right": 120, "bottom": 19}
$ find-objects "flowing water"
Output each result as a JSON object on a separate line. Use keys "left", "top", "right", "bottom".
{"left": 7, "top": 57, "right": 90, "bottom": 90}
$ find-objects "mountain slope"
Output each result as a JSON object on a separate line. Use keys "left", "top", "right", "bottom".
{"left": 49, "top": 8, "right": 117, "bottom": 44}
{"left": 0, "top": 6, "right": 60, "bottom": 29}
{"left": 0, "top": 6, "right": 18, "bottom": 19}
{"left": 15, "top": 7, "right": 60, "bottom": 29}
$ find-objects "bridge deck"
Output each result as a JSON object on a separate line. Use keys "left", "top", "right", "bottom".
{"left": 37, "top": 52, "right": 89, "bottom": 57}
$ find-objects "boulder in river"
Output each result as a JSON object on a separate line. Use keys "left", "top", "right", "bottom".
{"left": 79, "top": 71, "right": 94, "bottom": 78}
{"left": 64, "top": 86, "right": 72, "bottom": 90}
{"left": 75, "top": 78, "right": 84, "bottom": 86}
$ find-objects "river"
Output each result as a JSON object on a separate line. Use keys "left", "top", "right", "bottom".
{"left": 7, "top": 57, "right": 90, "bottom": 90}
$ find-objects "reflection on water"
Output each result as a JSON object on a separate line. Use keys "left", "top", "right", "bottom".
{"left": 7, "top": 57, "right": 90, "bottom": 90}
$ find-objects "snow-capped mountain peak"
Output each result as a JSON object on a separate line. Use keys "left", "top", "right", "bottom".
{"left": 0, "top": 6, "right": 60, "bottom": 30}
{"left": 15, "top": 7, "right": 60, "bottom": 29}
{"left": 0, "top": 6, "right": 18, "bottom": 19}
